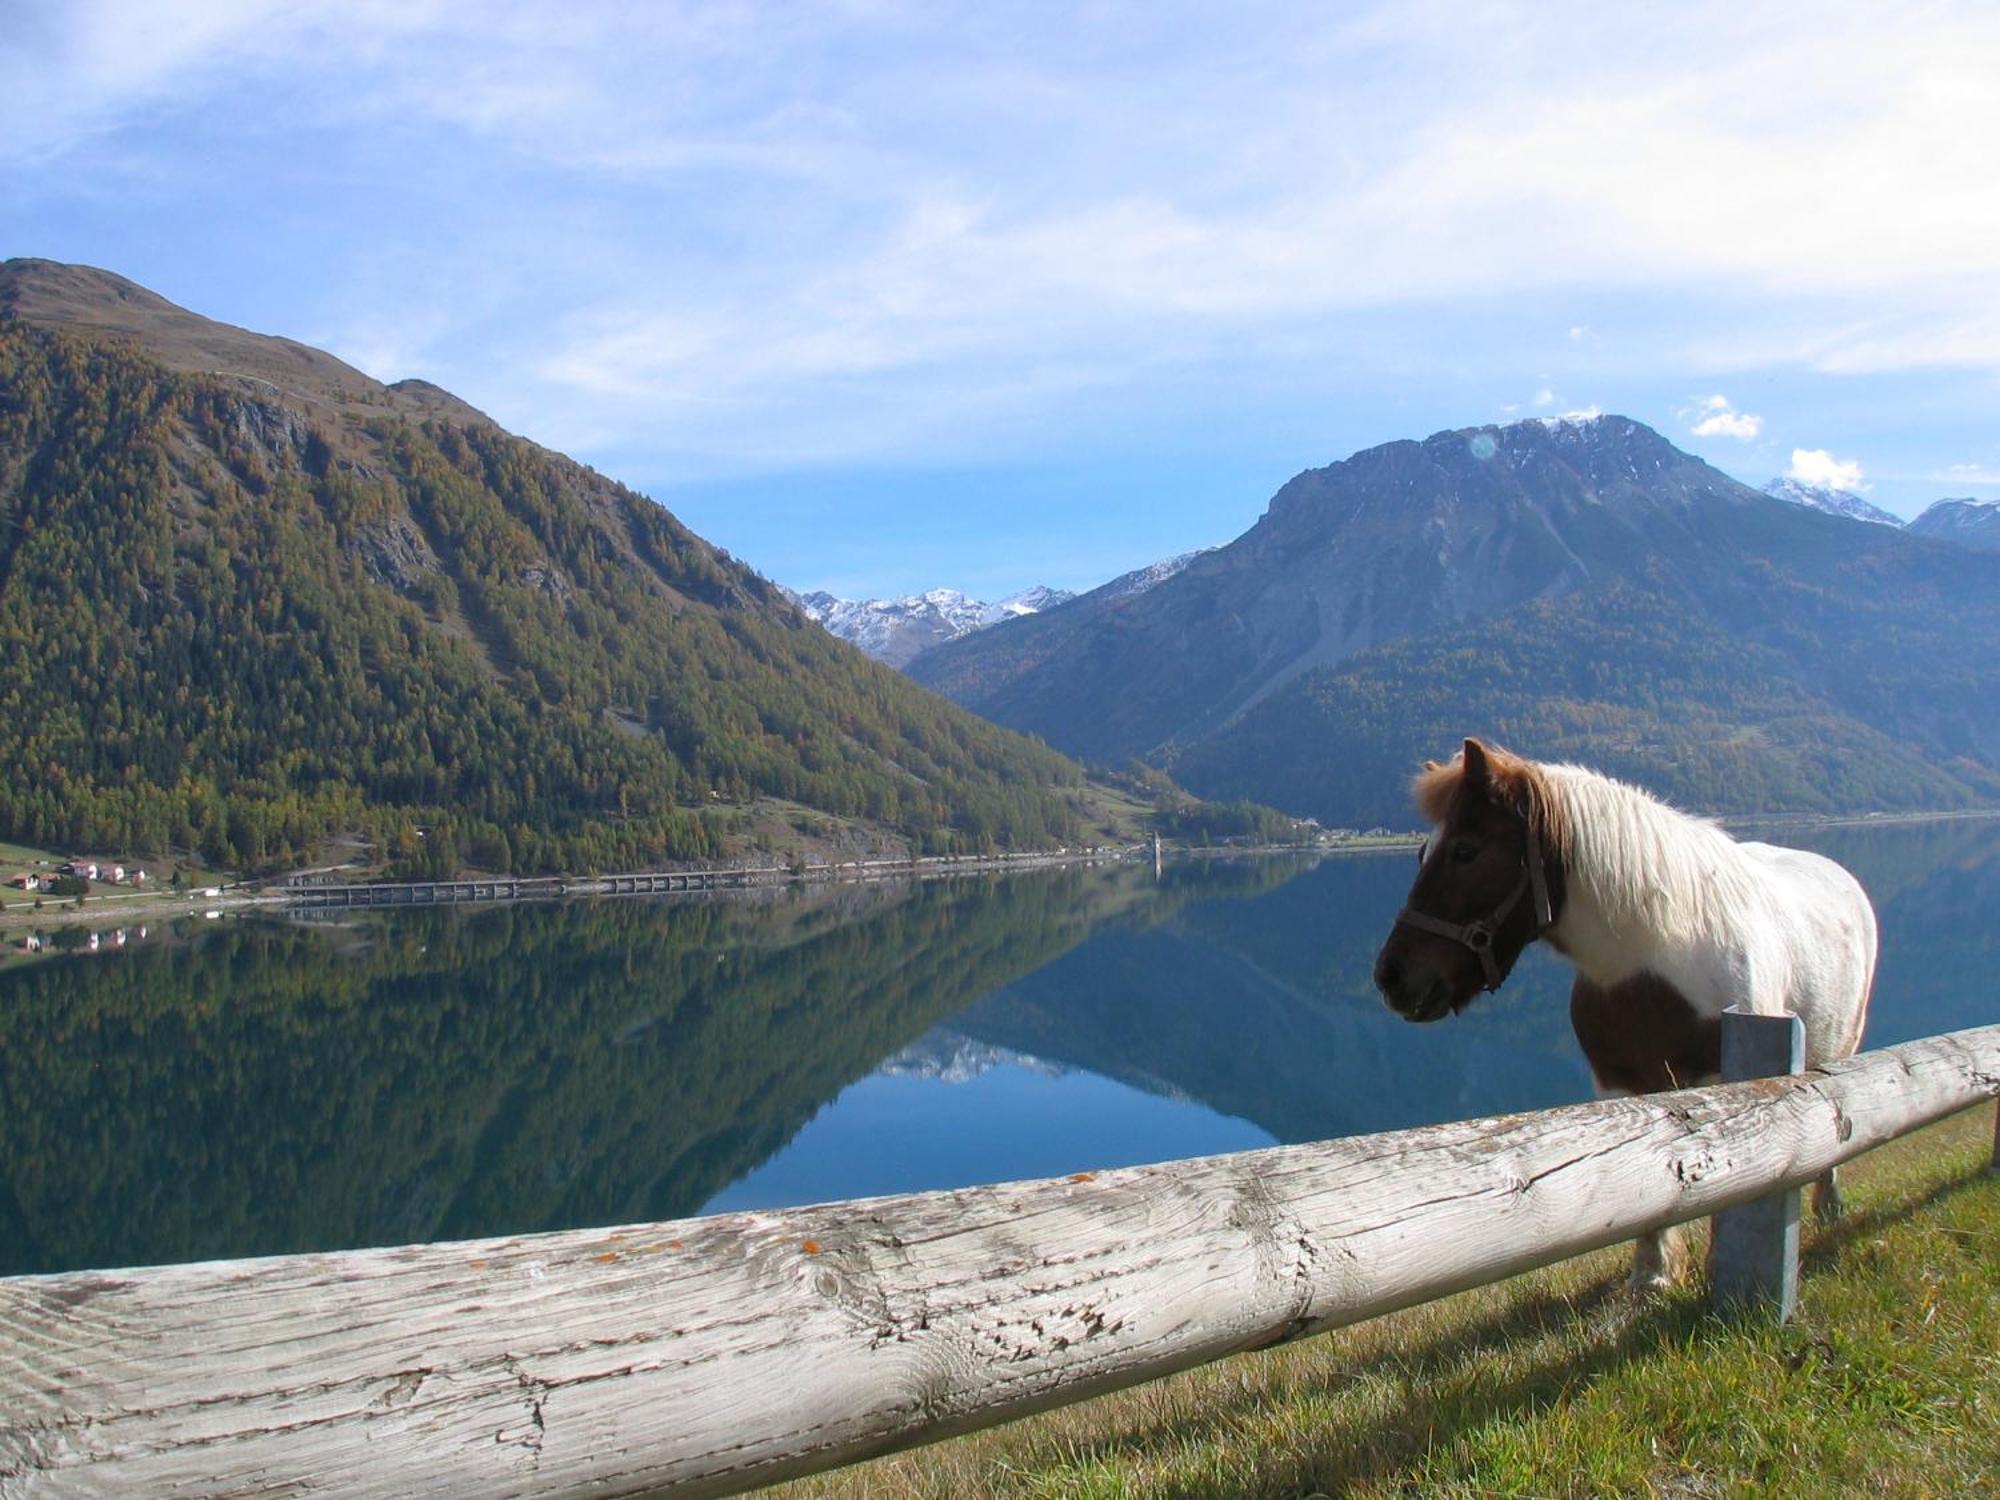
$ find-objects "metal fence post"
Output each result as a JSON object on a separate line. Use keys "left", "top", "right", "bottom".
{"left": 1710, "top": 1006, "right": 1807, "bottom": 1318}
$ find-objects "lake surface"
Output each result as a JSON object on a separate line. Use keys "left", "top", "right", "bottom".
{"left": 3, "top": 818, "right": 1996, "bottom": 1276}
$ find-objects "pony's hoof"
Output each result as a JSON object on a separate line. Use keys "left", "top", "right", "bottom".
{"left": 1812, "top": 1187, "right": 1847, "bottom": 1225}
{"left": 1625, "top": 1270, "right": 1675, "bottom": 1299}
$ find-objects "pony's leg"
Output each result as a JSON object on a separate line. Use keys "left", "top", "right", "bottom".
{"left": 1628, "top": 1223, "right": 1685, "bottom": 1294}
{"left": 1578, "top": 1057, "right": 1695, "bottom": 1295}
{"left": 1811, "top": 1167, "right": 1845, "bottom": 1224}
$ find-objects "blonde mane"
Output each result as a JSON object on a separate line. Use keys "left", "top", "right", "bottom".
{"left": 1414, "top": 744, "right": 1573, "bottom": 871}
{"left": 1414, "top": 746, "right": 1762, "bottom": 957}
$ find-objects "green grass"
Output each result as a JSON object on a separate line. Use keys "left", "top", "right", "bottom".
{"left": 774, "top": 1104, "right": 2000, "bottom": 1500}
{"left": 0, "top": 838, "right": 60, "bottom": 867}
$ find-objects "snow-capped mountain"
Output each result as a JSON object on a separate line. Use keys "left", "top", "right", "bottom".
{"left": 877, "top": 1030, "right": 1067, "bottom": 1084}
{"left": 1761, "top": 477, "right": 1904, "bottom": 528}
{"left": 795, "top": 584, "right": 1076, "bottom": 667}
{"left": 913, "top": 415, "right": 1772, "bottom": 763}
{"left": 1909, "top": 496, "right": 2000, "bottom": 552}
{"left": 1099, "top": 548, "right": 1212, "bottom": 601}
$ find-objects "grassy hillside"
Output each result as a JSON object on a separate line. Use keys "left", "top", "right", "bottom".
{"left": 0, "top": 273, "right": 1103, "bottom": 873}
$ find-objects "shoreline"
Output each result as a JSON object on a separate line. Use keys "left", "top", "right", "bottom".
{"left": 5, "top": 805, "right": 1995, "bottom": 940}
{"left": 0, "top": 838, "right": 1374, "bottom": 938}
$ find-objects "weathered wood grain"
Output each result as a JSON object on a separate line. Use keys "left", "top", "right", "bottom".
{"left": 1710, "top": 1008, "right": 1806, "bottom": 1318}
{"left": 2, "top": 1024, "right": 1996, "bottom": 1500}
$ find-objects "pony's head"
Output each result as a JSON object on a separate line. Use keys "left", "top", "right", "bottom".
{"left": 1373, "top": 738, "right": 1566, "bottom": 1022}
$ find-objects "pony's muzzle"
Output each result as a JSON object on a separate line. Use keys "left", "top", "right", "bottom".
{"left": 1374, "top": 949, "right": 1451, "bottom": 1022}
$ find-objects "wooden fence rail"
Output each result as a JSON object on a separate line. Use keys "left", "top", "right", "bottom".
{"left": 2, "top": 1024, "right": 1996, "bottom": 1500}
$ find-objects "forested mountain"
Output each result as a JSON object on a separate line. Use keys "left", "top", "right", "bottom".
{"left": 0, "top": 259, "right": 1100, "bottom": 873}
{"left": 1910, "top": 497, "right": 2000, "bottom": 552}
{"left": 912, "top": 416, "right": 2000, "bottom": 822}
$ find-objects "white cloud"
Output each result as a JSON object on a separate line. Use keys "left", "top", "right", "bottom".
{"left": 1787, "top": 448, "right": 1866, "bottom": 492}
{"left": 1688, "top": 393, "right": 1763, "bottom": 439}
{"left": 11, "top": 2, "right": 2000, "bottom": 476}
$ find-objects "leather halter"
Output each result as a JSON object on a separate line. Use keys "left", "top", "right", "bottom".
{"left": 1395, "top": 821, "right": 1555, "bottom": 992}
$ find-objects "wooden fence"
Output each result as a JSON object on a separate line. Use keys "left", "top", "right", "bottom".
{"left": 1, "top": 1023, "right": 1995, "bottom": 1499}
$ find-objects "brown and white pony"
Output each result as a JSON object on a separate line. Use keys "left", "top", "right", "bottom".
{"left": 1373, "top": 738, "right": 1877, "bottom": 1292}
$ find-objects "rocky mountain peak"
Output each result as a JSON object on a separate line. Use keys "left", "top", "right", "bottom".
{"left": 1761, "top": 477, "right": 1904, "bottom": 528}
{"left": 1, "top": 256, "right": 480, "bottom": 423}
{"left": 913, "top": 416, "right": 1783, "bottom": 763}
{"left": 795, "top": 583, "right": 1076, "bottom": 667}
{"left": 1909, "top": 496, "right": 2000, "bottom": 551}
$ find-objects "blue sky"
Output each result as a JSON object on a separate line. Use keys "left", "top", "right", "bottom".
{"left": 7, "top": 2, "right": 1999, "bottom": 600}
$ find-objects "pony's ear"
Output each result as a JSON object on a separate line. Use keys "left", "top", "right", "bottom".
{"left": 1422, "top": 759, "right": 1441, "bottom": 772}
{"left": 1461, "top": 738, "right": 1492, "bottom": 786}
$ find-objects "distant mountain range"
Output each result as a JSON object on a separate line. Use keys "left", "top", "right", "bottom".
{"left": 792, "top": 585, "right": 1075, "bottom": 668}
{"left": 1760, "top": 477, "right": 1904, "bottom": 527}
{"left": 912, "top": 415, "right": 2000, "bottom": 824}
{"left": 797, "top": 550, "right": 1207, "bottom": 666}
{"left": 0, "top": 259, "right": 1111, "bottom": 872}
{"left": 1907, "top": 496, "right": 2000, "bottom": 551}
{"left": 1761, "top": 476, "right": 2000, "bottom": 549}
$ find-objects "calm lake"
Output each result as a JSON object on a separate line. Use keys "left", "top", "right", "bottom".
{"left": 3, "top": 817, "right": 1997, "bottom": 1277}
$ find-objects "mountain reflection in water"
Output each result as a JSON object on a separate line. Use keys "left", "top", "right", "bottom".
{"left": 2, "top": 817, "right": 1995, "bottom": 1276}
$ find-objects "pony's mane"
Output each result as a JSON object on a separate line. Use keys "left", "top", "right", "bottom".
{"left": 1413, "top": 744, "right": 1573, "bottom": 867}
{"left": 1415, "top": 746, "right": 1757, "bottom": 942}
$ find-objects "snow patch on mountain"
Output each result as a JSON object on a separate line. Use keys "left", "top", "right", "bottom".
{"left": 1529, "top": 407, "right": 1606, "bottom": 431}
{"left": 1761, "top": 477, "right": 1904, "bottom": 528}
{"left": 1097, "top": 548, "right": 1212, "bottom": 601}
{"left": 1909, "top": 496, "right": 2000, "bottom": 551}
{"left": 795, "top": 584, "right": 1075, "bottom": 667}
{"left": 879, "top": 1030, "right": 1068, "bottom": 1084}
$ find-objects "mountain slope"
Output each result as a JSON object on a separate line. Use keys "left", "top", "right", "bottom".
{"left": 1169, "top": 572, "right": 2000, "bottom": 826}
{"left": 1910, "top": 497, "right": 2000, "bottom": 552}
{"left": 915, "top": 415, "right": 2000, "bottom": 819}
{"left": 914, "top": 417, "right": 1771, "bottom": 761}
{"left": 0, "top": 260, "right": 1091, "bottom": 870}
{"left": 1761, "top": 477, "right": 1904, "bottom": 527}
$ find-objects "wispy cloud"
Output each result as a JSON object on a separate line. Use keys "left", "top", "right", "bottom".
{"left": 8, "top": 1, "right": 2000, "bottom": 489}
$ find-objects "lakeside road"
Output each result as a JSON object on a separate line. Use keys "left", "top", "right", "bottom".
{"left": 0, "top": 842, "right": 1350, "bottom": 937}
{"left": 0, "top": 884, "right": 277, "bottom": 933}
{"left": 10, "top": 807, "right": 1991, "bottom": 939}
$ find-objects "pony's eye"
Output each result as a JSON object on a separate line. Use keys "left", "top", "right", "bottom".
{"left": 1450, "top": 839, "right": 1479, "bottom": 863}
